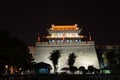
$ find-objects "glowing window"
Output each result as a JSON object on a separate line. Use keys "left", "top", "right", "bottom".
{"left": 54, "top": 33, "right": 57, "bottom": 36}
{"left": 38, "top": 68, "right": 48, "bottom": 74}
{"left": 61, "top": 40, "right": 63, "bottom": 42}
{"left": 72, "top": 33, "right": 75, "bottom": 36}
{"left": 79, "top": 40, "right": 81, "bottom": 43}
{"left": 58, "top": 40, "right": 60, "bottom": 42}
{"left": 75, "top": 40, "right": 78, "bottom": 42}
{"left": 49, "top": 40, "right": 51, "bottom": 43}
{"left": 52, "top": 40, "right": 54, "bottom": 42}
{"left": 66, "top": 40, "right": 69, "bottom": 42}
{"left": 58, "top": 33, "right": 62, "bottom": 36}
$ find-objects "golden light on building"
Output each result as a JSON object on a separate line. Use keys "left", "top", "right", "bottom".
{"left": 34, "top": 24, "right": 100, "bottom": 73}
{"left": 50, "top": 24, "right": 79, "bottom": 30}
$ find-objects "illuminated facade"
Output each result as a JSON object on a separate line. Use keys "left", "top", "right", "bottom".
{"left": 34, "top": 24, "right": 100, "bottom": 73}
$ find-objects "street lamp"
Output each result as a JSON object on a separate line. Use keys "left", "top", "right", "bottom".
{"left": 5, "top": 65, "right": 8, "bottom": 74}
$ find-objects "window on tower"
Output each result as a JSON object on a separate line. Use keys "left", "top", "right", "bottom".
{"left": 78, "top": 40, "right": 81, "bottom": 43}
{"left": 54, "top": 33, "right": 57, "bottom": 36}
{"left": 66, "top": 40, "right": 69, "bottom": 42}
{"left": 52, "top": 40, "right": 55, "bottom": 43}
{"left": 49, "top": 40, "right": 51, "bottom": 43}
{"left": 58, "top": 33, "right": 62, "bottom": 37}
{"left": 75, "top": 40, "right": 78, "bottom": 42}
{"left": 61, "top": 40, "right": 63, "bottom": 42}
{"left": 72, "top": 33, "right": 75, "bottom": 36}
{"left": 70, "top": 40, "right": 72, "bottom": 42}
{"left": 58, "top": 40, "right": 60, "bottom": 43}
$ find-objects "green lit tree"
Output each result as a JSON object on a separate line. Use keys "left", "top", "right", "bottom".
{"left": 106, "top": 48, "right": 120, "bottom": 74}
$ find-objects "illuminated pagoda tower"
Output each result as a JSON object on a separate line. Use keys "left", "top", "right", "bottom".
{"left": 34, "top": 24, "right": 100, "bottom": 73}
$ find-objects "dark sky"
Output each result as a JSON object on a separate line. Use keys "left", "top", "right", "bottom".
{"left": 0, "top": 1, "right": 120, "bottom": 45}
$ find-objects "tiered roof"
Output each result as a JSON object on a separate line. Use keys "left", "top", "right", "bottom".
{"left": 50, "top": 24, "right": 79, "bottom": 30}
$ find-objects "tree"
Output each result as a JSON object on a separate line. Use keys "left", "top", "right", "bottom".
{"left": 70, "top": 66, "right": 78, "bottom": 74}
{"left": 79, "top": 66, "right": 86, "bottom": 74}
{"left": 106, "top": 48, "right": 120, "bottom": 74}
{"left": 94, "top": 68, "right": 100, "bottom": 74}
{"left": 88, "top": 65, "right": 95, "bottom": 74}
{"left": 49, "top": 50, "right": 61, "bottom": 74}
{"left": 0, "top": 30, "right": 33, "bottom": 74}
{"left": 67, "top": 53, "right": 77, "bottom": 74}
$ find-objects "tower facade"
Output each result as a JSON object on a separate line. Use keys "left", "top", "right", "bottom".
{"left": 34, "top": 24, "right": 100, "bottom": 73}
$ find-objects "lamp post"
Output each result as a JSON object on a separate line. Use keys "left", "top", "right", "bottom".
{"left": 5, "top": 65, "right": 8, "bottom": 75}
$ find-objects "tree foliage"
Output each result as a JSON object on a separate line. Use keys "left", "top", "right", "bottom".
{"left": 88, "top": 65, "right": 95, "bottom": 74}
{"left": 0, "top": 30, "right": 33, "bottom": 73}
{"left": 106, "top": 48, "right": 120, "bottom": 74}
{"left": 67, "top": 53, "right": 76, "bottom": 67}
{"left": 49, "top": 50, "right": 61, "bottom": 74}
{"left": 67, "top": 53, "right": 77, "bottom": 74}
{"left": 70, "top": 66, "right": 78, "bottom": 74}
{"left": 79, "top": 66, "right": 86, "bottom": 74}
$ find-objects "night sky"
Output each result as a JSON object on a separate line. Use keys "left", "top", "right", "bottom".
{"left": 0, "top": 1, "right": 120, "bottom": 45}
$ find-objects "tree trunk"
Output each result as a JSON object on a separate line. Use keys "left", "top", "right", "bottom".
{"left": 53, "top": 65, "right": 56, "bottom": 74}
